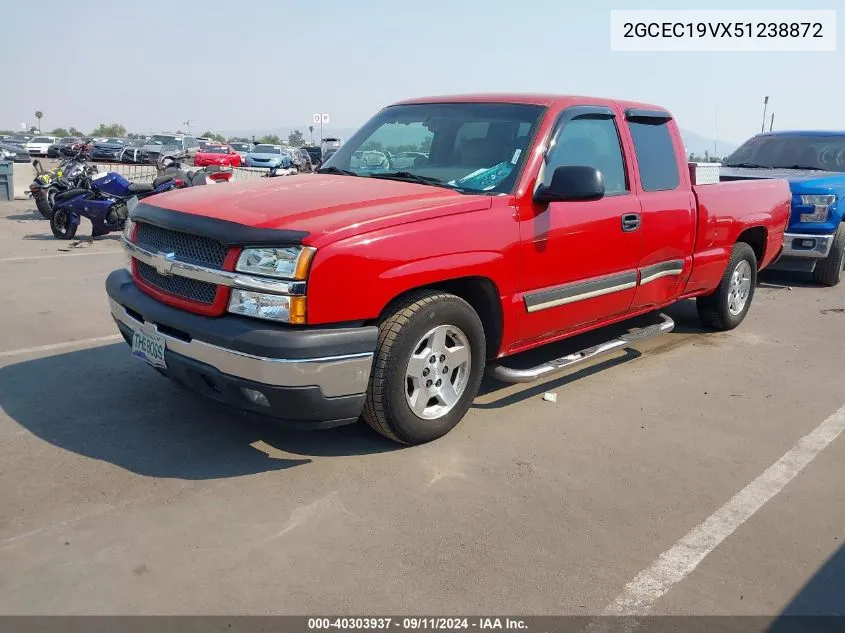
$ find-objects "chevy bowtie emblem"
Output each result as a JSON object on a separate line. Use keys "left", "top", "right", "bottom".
{"left": 152, "top": 252, "right": 177, "bottom": 276}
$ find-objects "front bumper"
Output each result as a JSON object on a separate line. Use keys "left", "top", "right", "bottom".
{"left": 106, "top": 269, "right": 377, "bottom": 427}
{"left": 780, "top": 232, "right": 834, "bottom": 260}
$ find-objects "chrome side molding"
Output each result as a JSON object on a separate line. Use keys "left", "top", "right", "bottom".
{"left": 487, "top": 313, "right": 675, "bottom": 384}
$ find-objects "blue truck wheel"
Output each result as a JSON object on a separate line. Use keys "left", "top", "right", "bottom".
{"left": 812, "top": 223, "right": 845, "bottom": 286}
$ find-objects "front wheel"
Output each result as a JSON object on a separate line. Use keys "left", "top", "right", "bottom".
{"left": 50, "top": 208, "right": 78, "bottom": 240}
{"left": 363, "top": 291, "right": 486, "bottom": 445}
{"left": 697, "top": 242, "right": 757, "bottom": 331}
{"left": 811, "top": 224, "right": 845, "bottom": 286}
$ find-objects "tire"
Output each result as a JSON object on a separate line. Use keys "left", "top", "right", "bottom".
{"left": 50, "top": 208, "right": 78, "bottom": 240}
{"left": 363, "top": 290, "right": 486, "bottom": 445}
{"left": 697, "top": 242, "right": 757, "bottom": 331}
{"left": 35, "top": 187, "right": 55, "bottom": 220}
{"left": 811, "top": 223, "right": 845, "bottom": 287}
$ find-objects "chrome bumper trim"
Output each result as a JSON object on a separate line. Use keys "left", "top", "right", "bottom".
{"left": 109, "top": 298, "right": 372, "bottom": 398}
{"left": 781, "top": 232, "right": 834, "bottom": 260}
{"left": 122, "top": 238, "right": 306, "bottom": 295}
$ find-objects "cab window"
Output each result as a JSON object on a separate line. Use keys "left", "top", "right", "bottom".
{"left": 544, "top": 117, "right": 628, "bottom": 195}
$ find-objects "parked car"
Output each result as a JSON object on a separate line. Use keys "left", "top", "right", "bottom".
{"left": 284, "top": 146, "right": 301, "bottom": 170}
{"left": 229, "top": 142, "right": 253, "bottom": 161}
{"left": 0, "top": 143, "right": 30, "bottom": 163}
{"left": 391, "top": 151, "right": 429, "bottom": 170}
{"left": 48, "top": 137, "right": 80, "bottom": 157}
{"left": 90, "top": 138, "right": 127, "bottom": 161}
{"left": 302, "top": 145, "right": 322, "bottom": 167}
{"left": 4, "top": 135, "right": 32, "bottom": 149}
{"left": 722, "top": 130, "right": 845, "bottom": 286}
{"left": 141, "top": 134, "right": 199, "bottom": 164}
{"left": 244, "top": 144, "right": 290, "bottom": 169}
{"left": 298, "top": 148, "right": 313, "bottom": 172}
{"left": 24, "top": 136, "right": 57, "bottom": 157}
{"left": 119, "top": 139, "right": 149, "bottom": 164}
{"left": 193, "top": 143, "right": 242, "bottom": 167}
{"left": 107, "top": 93, "right": 790, "bottom": 445}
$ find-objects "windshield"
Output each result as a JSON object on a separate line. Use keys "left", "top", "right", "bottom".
{"left": 253, "top": 145, "right": 280, "bottom": 154}
{"left": 105, "top": 138, "right": 124, "bottom": 145}
{"left": 31, "top": 137, "right": 52, "bottom": 143}
{"left": 59, "top": 137, "right": 78, "bottom": 144}
{"left": 725, "top": 134, "right": 845, "bottom": 172}
{"left": 202, "top": 145, "right": 229, "bottom": 154}
{"left": 148, "top": 135, "right": 179, "bottom": 145}
{"left": 321, "top": 102, "right": 545, "bottom": 194}
{"left": 230, "top": 143, "right": 249, "bottom": 151}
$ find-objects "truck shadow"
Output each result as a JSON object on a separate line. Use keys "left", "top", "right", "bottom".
{"left": 757, "top": 269, "right": 818, "bottom": 289}
{"left": 0, "top": 344, "right": 398, "bottom": 481}
{"left": 475, "top": 302, "right": 704, "bottom": 409}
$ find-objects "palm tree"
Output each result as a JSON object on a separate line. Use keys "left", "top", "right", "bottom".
{"left": 35, "top": 111, "right": 43, "bottom": 132}
{"left": 309, "top": 125, "right": 314, "bottom": 144}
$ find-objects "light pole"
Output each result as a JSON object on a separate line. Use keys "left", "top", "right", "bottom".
{"left": 760, "top": 96, "right": 769, "bottom": 134}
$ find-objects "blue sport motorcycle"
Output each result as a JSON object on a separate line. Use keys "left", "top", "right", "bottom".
{"left": 49, "top": 171, "right": 181, "bottom": 240}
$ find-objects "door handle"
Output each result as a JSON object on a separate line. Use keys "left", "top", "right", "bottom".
{"left": 621, "top": 213, "right": 641, "bottom": 232}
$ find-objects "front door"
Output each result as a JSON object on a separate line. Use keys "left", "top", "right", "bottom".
{"left": 517, "top": 106, "right": 642, "bottom": 347}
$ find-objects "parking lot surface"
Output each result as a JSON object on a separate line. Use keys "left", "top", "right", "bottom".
{"left": 0, "top": 198, "right": 843, "bottom": 616}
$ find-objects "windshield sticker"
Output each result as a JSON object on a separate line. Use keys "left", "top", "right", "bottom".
{"left": 511, "top": 149, "right": 522, "bottom": 164}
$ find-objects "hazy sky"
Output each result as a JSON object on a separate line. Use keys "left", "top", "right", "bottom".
{"left": 1, "top": 0, "right": 841, "bottom": 143}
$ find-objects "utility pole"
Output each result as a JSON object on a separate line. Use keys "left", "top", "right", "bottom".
{"left": 714, "top": 107, "right": 719, "bottom": 159}
{"left": 760, "top": 96, "right": 769, "bottom": 134}
{"left": 769, "top": 113, "right": 775, "bottom": 132}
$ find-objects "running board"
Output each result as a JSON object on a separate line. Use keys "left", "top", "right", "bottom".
{"left": 487, "top": 313, "right": 675, "bottom": 384}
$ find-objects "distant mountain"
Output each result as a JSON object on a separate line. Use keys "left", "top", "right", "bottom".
{"left": 679, "top": 128, "right": 738, "bottom": 158}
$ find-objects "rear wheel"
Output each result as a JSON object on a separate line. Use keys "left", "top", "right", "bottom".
{"left": 363, "top": 290, "right": 486, "bottom": 445}
{"left": 50, "top": 208, "right": 78, "bottom": 240}
{"left": 811, "top": 223, "right": 845, "bottom": 287}
{"left": 697, "top": 242, "right": 757, "bottom": 331}
{"left": 35, "top": 187, "right": 56, "bottom": 220}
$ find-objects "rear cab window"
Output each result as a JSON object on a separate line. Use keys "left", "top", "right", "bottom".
{"left": 625, "top": 110, "right": 680, "bottom": 192}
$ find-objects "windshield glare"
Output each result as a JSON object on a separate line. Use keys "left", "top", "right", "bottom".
{"left": 253, "top": 145, "right": 280, "bottom": 154}
{"left": 203, "top": 146, "right": 229, "bottom": 154}
{"left": 725, "top": 135, "right": 845, "bottom": 172}
{"left": 149, "top": 135, "right": 179, "bottom": 145}
{"left": 321, "top": 102, "right": 544, "bottom": 193}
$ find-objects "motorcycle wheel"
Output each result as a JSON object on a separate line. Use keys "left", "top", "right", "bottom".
{"left": 35, "top": 187, "right": 57, "bottom": 220}
{"left": 50, "top": 208, "right": 78, "bottom": 240}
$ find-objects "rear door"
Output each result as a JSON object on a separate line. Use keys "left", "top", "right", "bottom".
{"left": 517, "top": 105, "right": 642, "bottom": 345}
{"left": 621, "top": 110, "right": 696, "bottom": 311}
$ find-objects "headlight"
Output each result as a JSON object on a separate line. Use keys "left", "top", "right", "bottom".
{"left": 123, "top": 216, "right": 135, "bottom": 241}
{"left": 799, "top": 194, "right": 836, "bottom": 222}
{"left": 235, "top": 246, "right": 315, "bottom": 280}
{"left": 228, "top": 290, "right": 307, "bottom": 324}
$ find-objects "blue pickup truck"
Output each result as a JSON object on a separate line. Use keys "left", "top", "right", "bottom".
{"left": 721, "top": 131, "right": 845, "bottom": 285}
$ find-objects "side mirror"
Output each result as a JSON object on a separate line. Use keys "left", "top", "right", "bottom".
{"left": 534, "top": 165, "right": 605, "bottom": 203}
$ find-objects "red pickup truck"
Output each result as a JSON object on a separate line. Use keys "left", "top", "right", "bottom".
{"left": 106, "top": 94, "right": 790, "bottom": 444}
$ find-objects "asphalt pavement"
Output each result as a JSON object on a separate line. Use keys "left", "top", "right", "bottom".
{"left": 0, "top": 198, "right": 843, "bottom": 616}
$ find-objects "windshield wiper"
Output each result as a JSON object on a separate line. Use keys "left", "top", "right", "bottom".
{"left": 778, "top": 164, "right": 826, "bottom": 171}
{"left": 368, "top": 171, "right": 451, "bottom": 187}
{"left": 316, "top": 166, "right": 358, "bottom": 176}
{"left": 724, "top": 162, "right": 769, "bottom": 169}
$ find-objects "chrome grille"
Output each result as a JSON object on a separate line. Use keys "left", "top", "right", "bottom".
{"left": 136, "top": 261, "right": 217, "bottom": 304}
{"left": 135, "top": 222, "right": 227, "bottom": 269}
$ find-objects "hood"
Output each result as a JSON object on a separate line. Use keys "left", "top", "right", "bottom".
{"left": 146, "top": 174, "right": 492, "bottom": 247}
{"left": 93, "top": 142, "right": 124, "bottom": 150}
{"left": 720, "top": 167, "right": 845, "bottom": 188}
{"left": 246, "top": 152, "right": 283, "bottom": 161}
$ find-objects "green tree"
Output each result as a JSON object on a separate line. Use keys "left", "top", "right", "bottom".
{"left": 0, "top": 130, "right": 13, "bottom": 136}
{"left": 308, "top": 125, "right": 314, "bottom": 144}
{"left": 29, "top": 126, "right": 37, "bottom": 134}
{"left": 361, "top": 140, "right": 384, "bottom": 151}
{"left": 418, "top": 136, "right": 433, "bottom": 153}
{"left": 258, "top": 134, "right": 282, "bottom": 145}
{"left": 90, "top": 123, "right": 127, "bottom": 138}
{"left": 68, "top": 127, "right": 83, "bottom": 137}
{"left": 50, "top": 128, "right": 69, "bottom": 137}
{"left": 227, "top": 136, "right": 250, "bottom": 143}
{"left": 201, "top": 130, "right": 226, "bottom": 142}
{"left": 287, "top": 129, "right": 305, "bottom": 147}
{"left": 35, "top": 111, "right": 43, "bottom": 132}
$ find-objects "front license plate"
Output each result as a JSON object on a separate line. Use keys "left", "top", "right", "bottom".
{"left": 131, "top": 330, "right": 167, "bottom": 369}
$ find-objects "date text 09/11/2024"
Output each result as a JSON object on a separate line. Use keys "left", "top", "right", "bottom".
{"left": 307, "top": 618, "right": 528, "bottom": 630}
